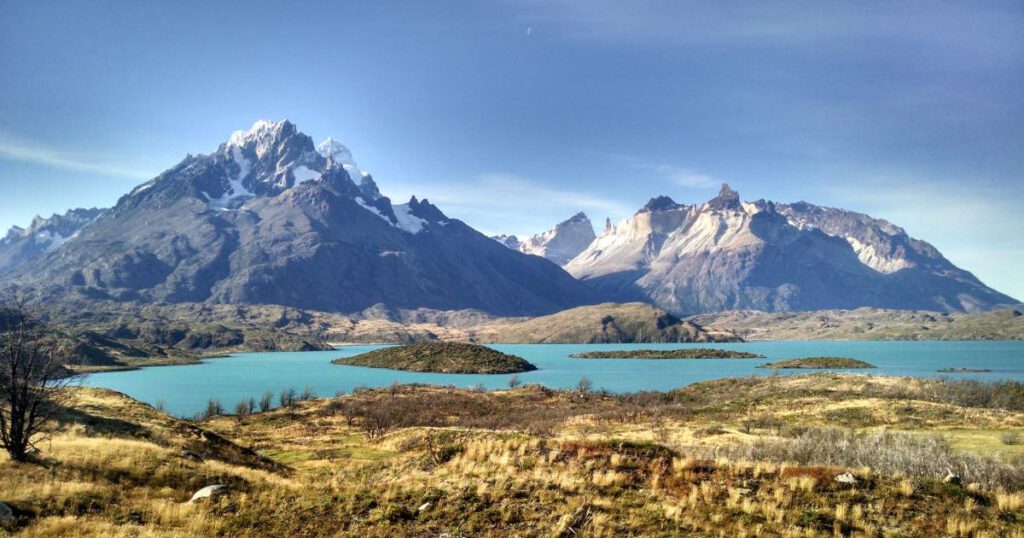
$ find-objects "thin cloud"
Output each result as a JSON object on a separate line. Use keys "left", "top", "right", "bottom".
{"left": 385, "top": 173, "right": 631, "bottom": 237}
{"left": 596, "top": 151, "right": 720, "bottom": 189}
{"left": 0, "top": 134, "right": 149, "bottom": 179}
{"left": 506, "top": 0, "right": 1024, "bottom": 63}
{"left": 640, "top": 164, "right": 717, "bottom": 188}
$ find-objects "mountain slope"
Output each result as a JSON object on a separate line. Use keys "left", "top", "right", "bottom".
{"left": 0, "top": 207, "right": 104, "bottom": 276}
{"left": 493, "top": 212, "right": 596, "bottom": 266}
{"left": 4, "top": 120, "right": 600, "bottom": 315}
{"left": 566, "top": 184, "right": 1016, "bottom": 315}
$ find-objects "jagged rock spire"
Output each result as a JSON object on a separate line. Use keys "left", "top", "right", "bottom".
{"left": 707, "top": 183, "right": 741, "bottom": 210}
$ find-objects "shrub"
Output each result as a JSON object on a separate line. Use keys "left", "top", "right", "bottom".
{"left": 712, "top": 427, "right": 1024, "bottom": 491}
{"left": 279, "top": 387, "right": 298, "bottom": 407}
{"left": 234, "top": 397, "right": 255, "bottom": 417}
{"left": 577, "top": 376, "right": 593, "bottom": 395}
{"left": 198, "top": 398, "right": 224, "bottom": 420}
{"left": 1000, "top": 431, "right": 1022, "bottom": 446}
{"left": 259, "top": 390, "right": 273, "bottom": 412}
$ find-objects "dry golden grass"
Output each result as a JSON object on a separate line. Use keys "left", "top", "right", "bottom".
{"left": 1, "top": 376, "right": 1023, "bottom": 536}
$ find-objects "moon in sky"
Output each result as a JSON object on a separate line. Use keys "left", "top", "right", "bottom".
{"left": 526, "top": 27, "right": 533, "bottom": 36}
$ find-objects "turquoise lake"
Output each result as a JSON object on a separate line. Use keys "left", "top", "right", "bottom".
{"left": 83, "top": 341, "right": 1024, "bottom": 417}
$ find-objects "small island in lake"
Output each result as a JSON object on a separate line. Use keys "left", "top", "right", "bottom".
{"left": 938, "top": 367, "right": 992, "bottom": 373}
{"left": 569, "top": 348, "right": 765, "bottom": 359}
{"left": 759, "top": 357, "right": 876, "bottom": 369}
{"left": 333, "top": 342, "right": 537, "bottom": 374}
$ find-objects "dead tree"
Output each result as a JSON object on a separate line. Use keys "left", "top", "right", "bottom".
{"left": 0, "top": 294, "right": 77, "bottom": 462}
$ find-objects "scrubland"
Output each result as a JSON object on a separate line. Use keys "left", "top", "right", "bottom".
{"left": 2, "top": 374, "right": 1024, "bottom": 536}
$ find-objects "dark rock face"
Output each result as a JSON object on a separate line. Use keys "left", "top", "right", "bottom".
{"left": 3, "top": 120, "right": 600, "bottom": 316}
{"left": 641, "top": 195, "right": 681, "bottom": 212}
{"left": 706, "top": 183, "right": 741, "bottom": 211}
{"left": 567, "top": 184, "right": 1018, "bottom": 314}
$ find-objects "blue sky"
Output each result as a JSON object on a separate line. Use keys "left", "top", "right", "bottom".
{"left": 1, "top": 0, "right": 1022, "bottom": 299}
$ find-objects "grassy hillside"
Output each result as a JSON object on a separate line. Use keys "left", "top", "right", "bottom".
{"left": 2, "top": 375, "right": 1024, "bottom": 535}
{"left": 467, "top": 302, "right": 741, "bottom": 343}
{"left": 692, "top": 307, "right": 1024, "bottom": 340}
{"left": 333, "top": 342, "right": 537, "bottom": 374}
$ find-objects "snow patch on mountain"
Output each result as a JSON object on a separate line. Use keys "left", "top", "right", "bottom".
{"left": 393, "top": 203, "right": 428, "bottom": 234}
{"left": 355, "top": 197, "right": 391, "bottom": 222}
{"left": 205, "top": 146, "right": 255, "bottom": 210}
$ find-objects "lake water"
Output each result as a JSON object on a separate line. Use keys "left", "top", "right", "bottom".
{"left": 83, "top": 341, "right": 1024, "bottom": 417}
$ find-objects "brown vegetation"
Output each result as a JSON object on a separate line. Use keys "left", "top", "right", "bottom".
{"left": 2, "top": 374, "right": 1024, "bottom": 535}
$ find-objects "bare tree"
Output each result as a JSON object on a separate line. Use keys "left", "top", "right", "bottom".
{"left": 259, "top": 390, "right": 273, "bottom": 412}
{"left": 0, "top": 294, "right": 77, "bottom": 462}
{"left": 577, "top": 376, "right": 593, "bottom": 395}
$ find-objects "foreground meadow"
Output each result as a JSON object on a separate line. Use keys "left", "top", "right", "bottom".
{"left": 2, "top": 374, "right": 1023, "bottom": 536}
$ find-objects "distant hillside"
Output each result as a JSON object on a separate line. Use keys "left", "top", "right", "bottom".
{"left": 42, "top": 300, "right": 336, "bottom": 372}
{"left": 691, "top": 308, "right": 1024, "bottom": 340}
{"left": 467, "top": 302, "right": 740, "bottom": 343}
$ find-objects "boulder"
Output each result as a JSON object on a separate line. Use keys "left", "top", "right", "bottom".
{"left": 0, "top": 502, "right": 13, "bottom": 521}
{"left": 834, "top": 473, "right": 858, "bottom": 485}
{"left": 189, "top": 484, "right": 229, "bottom": 503}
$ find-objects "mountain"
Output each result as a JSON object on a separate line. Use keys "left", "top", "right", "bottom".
{"left": 0, "top": 207, "right": 104, "bottom": 276}
{"left": 491, "top": 234, "right": 521, "bottom": 250}
{"left": 566, "top": 184, "right": 1017, "bottom": 315}
{"left": 493, "top": 212, "right": 596, "bottom": 266}
{"left": 3, "top": 120, "right": 600, "bottom": 315}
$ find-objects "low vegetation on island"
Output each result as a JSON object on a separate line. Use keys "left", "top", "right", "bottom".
{"left": 333, "top": 342, "right": 537, "bottom": 374}
{"left": 939, "top": 367, "right": 993, "bottom": 373}
{"left": 760, "top": 357, "right": 877, "bottom": 369}
{"left": 569, "top": 348, "right": 764, "bottom": 359}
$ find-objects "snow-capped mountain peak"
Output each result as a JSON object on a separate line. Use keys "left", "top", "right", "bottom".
{"left": 227, "top": 119, "right": 297, "bottom": 159}
{"left": 317, "top": 136, "right": 369, "bottom": 183}
{"left": 495, "top": 212, "right": 597, "bottom": 266}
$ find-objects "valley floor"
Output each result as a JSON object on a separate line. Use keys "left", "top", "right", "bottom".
{"left": 2, "top": 374, "right": 1024, "bottom": 536}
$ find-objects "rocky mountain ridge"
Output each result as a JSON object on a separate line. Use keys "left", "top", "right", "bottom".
{"left": 564, "top": 184, "right": 1016, "bottom": 314}
{"left": 0, "top": 207, "right": 105, "bottom": 275}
